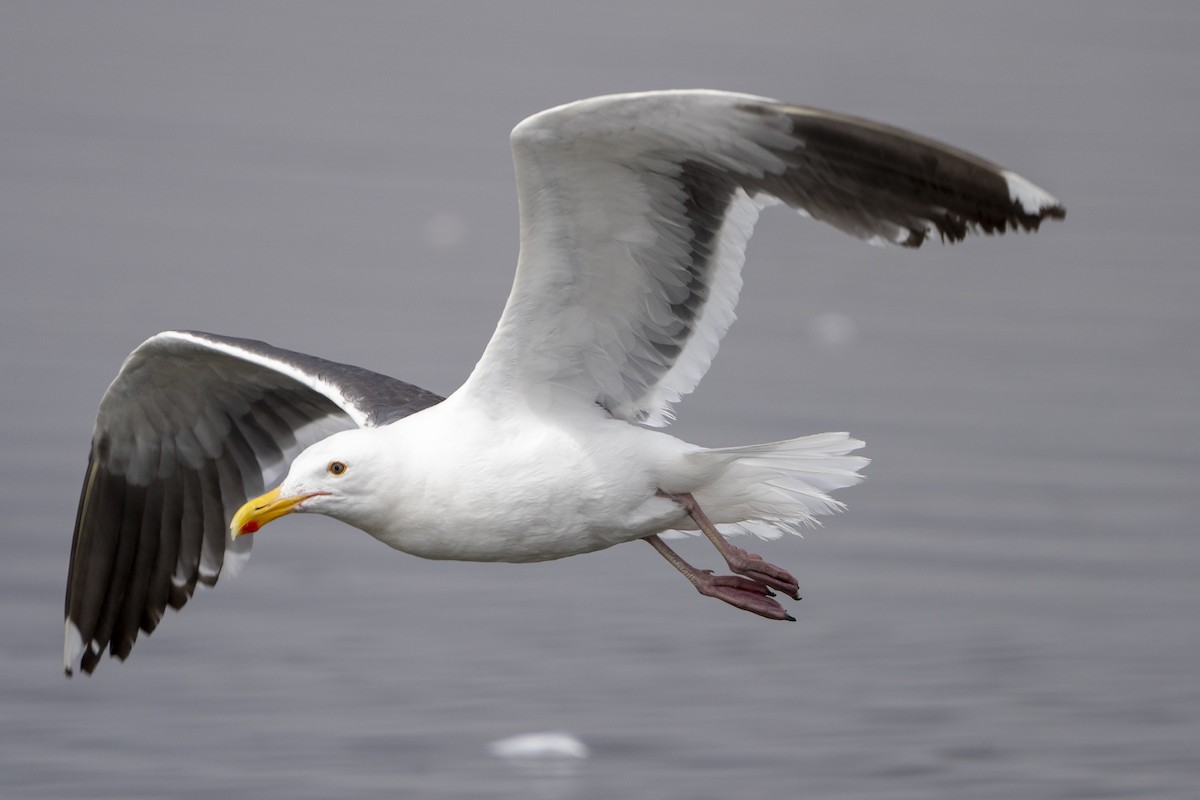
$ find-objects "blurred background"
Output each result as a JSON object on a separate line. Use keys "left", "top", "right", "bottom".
{"left": 2, "top": 3, "right": 1197, "bottom": 798}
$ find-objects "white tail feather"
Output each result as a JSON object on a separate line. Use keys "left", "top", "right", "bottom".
{"left": 676, "top": 432, "right": 868, "bottom": 539}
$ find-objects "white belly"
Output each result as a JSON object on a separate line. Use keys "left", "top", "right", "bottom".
{"left": 362, "top": 404, "right": 691, "bottom": 562}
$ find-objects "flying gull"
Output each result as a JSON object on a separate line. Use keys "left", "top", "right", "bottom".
{"left": 64, "top": 90, "right": 1064, "bottom": 675}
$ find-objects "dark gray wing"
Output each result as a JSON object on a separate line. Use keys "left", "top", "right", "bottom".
{"left": 463, "top": 90, "right": 1064, "bottom": 426}
{"left": 738, "top": 100, "right": 1066, "bottom": 244}
{"left": 64, "top": 330, "right": 442, "bottom": 675}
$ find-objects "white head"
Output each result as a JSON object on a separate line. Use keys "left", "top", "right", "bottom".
{"left": 230, "top": 428, "right": 392, "bottom": 538}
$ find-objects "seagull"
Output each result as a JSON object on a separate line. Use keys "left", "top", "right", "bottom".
{"left": 63, "top": 90, "right": 1064, "bottom": 676}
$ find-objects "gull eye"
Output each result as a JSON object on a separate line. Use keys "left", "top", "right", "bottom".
{"left": 327, "top": 461, "right": 347, "bottom": 476}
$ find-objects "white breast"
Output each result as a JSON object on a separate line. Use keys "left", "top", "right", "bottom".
{"left": 362, "top": 398, "right": 687, "bottom": 562}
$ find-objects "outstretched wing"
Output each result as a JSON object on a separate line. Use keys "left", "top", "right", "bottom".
{"left": 460, "top": 89, "right": 1064, "bottom": 425}
{"left": 64, "top": 330, "right": 442, "bottom": 675}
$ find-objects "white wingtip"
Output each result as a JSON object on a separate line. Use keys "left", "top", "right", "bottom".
{"left": 1002, "top": 169, "right": 1061, "bottom": 216}
{"left": 64, "top": 620, "right": 84, "bottom": 676}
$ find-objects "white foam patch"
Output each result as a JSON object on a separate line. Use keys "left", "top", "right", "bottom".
{"left": 488, "top": 732, "right": 589, "bottom": 760}
{"left": 1002, "top": 169, "right": 1061, "bottom": 214}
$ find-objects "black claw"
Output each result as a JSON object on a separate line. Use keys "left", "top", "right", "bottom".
{"left": 784, "top": 614, "right": 797, "bottom": 622}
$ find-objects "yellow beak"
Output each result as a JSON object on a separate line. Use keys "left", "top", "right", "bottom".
{"left": 230, "top": 486, "right": 315, "bottom": 539}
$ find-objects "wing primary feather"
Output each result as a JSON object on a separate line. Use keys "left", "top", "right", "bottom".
{"left": 233, "top": 405, "right": 288, "bottom": 467}
{"left": 196, "top": 459, "right": 226, "bottom": 588}
{"left": 66, "top": 459, "right": 123, "bottom": 671}
{"left": 142, "top": 470, "right": 183, "bottom": 634}
{"left": 64, "top": 454, "right": 99, "bottom": 621}
{"left": 224, "top": 421, "right": 267, "bottom": 503}
{"left": 211, "top": 445, "right": 242, "bottom": 520}
{"left": 248, "top": 394, "right": 307, "bottom": 445}
{"left": 64, "top": 454, "right": 102, "bottom": 675}
{"left": 769, "top": 107, "right": 1064, "bottom": 242}
{"left": 112, "top": 482, "right": 162, "bottom": 660}
{"left": 170, "top": 468, "right": 204, "bottom": 610}
{"left": 89, "top": 482, "right": 146, "bottom": 664}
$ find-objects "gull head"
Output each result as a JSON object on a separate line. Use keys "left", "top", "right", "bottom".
{"left": 231, "top": 428, "right": 389, "bottom": 538}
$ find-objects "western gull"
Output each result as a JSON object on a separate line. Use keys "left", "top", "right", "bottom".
{"left": 63, "top": 90, "right": 1065, "bottom": 675}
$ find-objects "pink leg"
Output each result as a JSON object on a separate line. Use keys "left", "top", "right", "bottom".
{"left": 657, "top": 490, "right": 801, "bottom": 600}
{"left": 644, "top": 535, "right": 795, "bottom": 621}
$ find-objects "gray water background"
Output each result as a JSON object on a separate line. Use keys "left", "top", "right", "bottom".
{"left": 2, "top": 3, "right": 1197, "bottom": 798}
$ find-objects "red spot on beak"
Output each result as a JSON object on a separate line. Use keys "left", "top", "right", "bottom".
{"left": 240, "top": 520, "right": 261, "bottom": 534}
